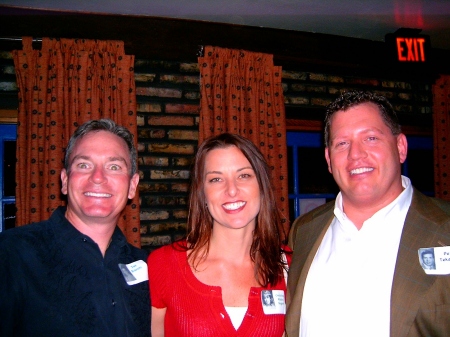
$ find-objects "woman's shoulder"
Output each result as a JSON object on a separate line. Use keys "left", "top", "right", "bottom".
{"left": 148, "top": 239, "right": 188, "bottom": 264}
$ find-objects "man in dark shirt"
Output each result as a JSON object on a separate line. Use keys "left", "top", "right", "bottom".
{"left": 0, "top": 119, "right": 151, "bottom": 337}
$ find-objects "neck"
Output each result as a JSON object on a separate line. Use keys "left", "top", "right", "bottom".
{"left": 342, "top": 191, "right": 403, "bottom": 230}
{"left": 65, "top": 212, "right": 116, "bottom": 256}
{"left": 208, "top": 226, "right": 253, "bottom": 261}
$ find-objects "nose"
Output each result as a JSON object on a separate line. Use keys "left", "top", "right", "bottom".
{"left": 89, "top": 166, "right": 107, "bottom": 184}
{"left": 225, "top": 179, "right": 238, "bottom": 197}
{"left": 347, "top": 142, "right": 367, "bottom": 160}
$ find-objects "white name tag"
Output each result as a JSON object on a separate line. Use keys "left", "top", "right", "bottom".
{"left": 418, "top": 246, "right": 450, "bottom": 275}
{"left": 261, "top": 290, "right": 286, "bottom": 315}
{"left": 118, "top": 260, "right": 148, "bottom": 285}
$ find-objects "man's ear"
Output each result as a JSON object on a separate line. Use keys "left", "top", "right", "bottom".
{"left": 397, "top": 133, "right": 408, "bottom": 164}
{"left": 325, "top": 147, "right": 332, "bottom": 174}
{"left": 61, "top": 169, "right": 68, "bottom": 195}
{"left": 127, "top": 173, "right": 140, "bottom": 199}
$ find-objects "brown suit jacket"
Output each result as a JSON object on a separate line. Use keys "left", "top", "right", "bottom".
{"left": 286, "top": 188, "right": 450, "bottom": 337}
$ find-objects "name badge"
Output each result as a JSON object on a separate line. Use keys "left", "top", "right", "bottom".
{"left": 418, "top": 246, "right": 450, "bottom": 275}
{"left": 261, "top": 290, "right": 286, "bottom": 315}
{"left": 118, "top": 260, "right": 148, "bottom": 285}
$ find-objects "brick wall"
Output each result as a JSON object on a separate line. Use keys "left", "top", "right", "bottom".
{"left": 282, "top": 70, "right": 432, "bottom": 116}
{"left": 134, "top": 59, "right": 200, "bottom": 251}
{"left": 0, "top": 51, "right": 434, "bottom": 251}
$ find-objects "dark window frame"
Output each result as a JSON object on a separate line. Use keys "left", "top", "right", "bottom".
{"left": 0, "top": 123, "right": 16, "bottom": 232}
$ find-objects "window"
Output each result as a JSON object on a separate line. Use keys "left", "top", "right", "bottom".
{"left": 0, "top": 124, "right": 16, "bottom": 232}
{"left": 287, "top": 131, "right": 434, "bottom": 222}
{"left": 287, "top": 131, "right": 338, "bottom": 222}
{"left": 402, "top": 135, "right": 434, "bottom": 196}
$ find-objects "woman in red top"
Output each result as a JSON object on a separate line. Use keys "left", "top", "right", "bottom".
{"left": 148, "top": 133, "right": 290, "bottom": 337}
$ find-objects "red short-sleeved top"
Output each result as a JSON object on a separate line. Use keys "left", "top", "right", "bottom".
{"left": 148, "top": 242, "right": 289, "bottom": 337}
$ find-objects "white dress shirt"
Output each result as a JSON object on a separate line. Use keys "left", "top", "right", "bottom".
{"left": 300, "top": 176, "right": 413, "bottom": 337}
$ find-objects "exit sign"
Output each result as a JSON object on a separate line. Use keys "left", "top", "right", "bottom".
{"left": 395, "top": 37, "right": 427, "bottom": 62}
{"left": 385, "top": 28, "right": 431, "bottom": 65}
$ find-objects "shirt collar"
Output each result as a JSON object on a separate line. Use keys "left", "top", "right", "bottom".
{"left": 334, "top": 175, "right": 413, "bottom": 227}
{"left": 49, "top": 206, "right": 129, "bottom": 254}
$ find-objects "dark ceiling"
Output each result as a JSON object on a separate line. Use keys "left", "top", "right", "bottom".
{"left": 1, "top": 0, "right": 450, "bottom": 50}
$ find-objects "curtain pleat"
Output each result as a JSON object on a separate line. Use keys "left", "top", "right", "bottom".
{"left": 13, "top": 37, "right": 141, "bottom": 247}
{"left": 198, "top": 46, "right": 289, "bottom": 237}
{"left": 433, "top": 74, "right": 450, "bottom": 201}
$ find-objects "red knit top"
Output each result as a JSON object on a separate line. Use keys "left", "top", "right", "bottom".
{"left": 148, "top": 241, "right": 288, "bottom": 337}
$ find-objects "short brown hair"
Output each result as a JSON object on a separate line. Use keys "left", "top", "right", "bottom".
{"left": 324, "top": 91, "right": 402, "bottom": 147}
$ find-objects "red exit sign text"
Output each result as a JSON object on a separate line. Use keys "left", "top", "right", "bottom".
{"left": 385, "top": 29, "right": 431, "bottom": 66}
{"left": 396, "top": 37, "right": 426, "bottom": 62}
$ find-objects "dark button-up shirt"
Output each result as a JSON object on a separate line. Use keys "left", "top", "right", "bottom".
{"left": 0, "top": 206, "right": 150, "bottom": 337}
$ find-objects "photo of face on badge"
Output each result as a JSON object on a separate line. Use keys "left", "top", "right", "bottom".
{"left": 261, "top": 289, "right": 286, "bottom": 315}
{"left": 419, "top": 248, "right": 436, "bottom": 270}
{"left": 261, "top": 290, "right": 275, "bottom": 307}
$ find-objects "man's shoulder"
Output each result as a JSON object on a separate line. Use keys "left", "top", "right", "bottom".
{"left": 0, "top": 207, "right": 66, "bottom": 241}
{"left": 148, "top": 240, "right": 186, "bottom": 263}
{"left": 288, "top": 201, "right": 335, "bottom": 249}
{"left": 291, "top": 201, "right": 335, "bottom": 230}
{"left": 411, "top": 189, "right": 450, "bottom": 224}
{"left": 423, "top": 194, "right": 450, "bottom": 213}
{"left": 0, "top": 219, "right": 51, "bottom": 245}
{"left": 0, "top": 220, "right": 58, "bottom": 271}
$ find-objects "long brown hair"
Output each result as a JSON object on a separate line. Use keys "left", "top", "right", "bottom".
{"left": 185, "top": 133, "right": 286, "bottom": 286}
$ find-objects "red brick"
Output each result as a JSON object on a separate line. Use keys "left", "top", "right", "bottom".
{"left": 136, "top": 86, "right": 182, "bottom": 98}
{"left": 148, "top": 116, "right": 194, "bottom": 126}
{"left": 165, "top": 103, "right": 200, "bottom": 114}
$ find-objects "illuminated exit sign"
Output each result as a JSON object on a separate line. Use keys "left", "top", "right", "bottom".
{"left": 385, "top": 28, "right": 431, "bottom": 65}
{"left": 396, "top": 37, "right": 427, "bottom": 62}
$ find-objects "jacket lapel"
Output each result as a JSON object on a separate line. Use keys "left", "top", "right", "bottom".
{"left": 286, "top": 205, "right": 334, "bottom": 337}
{"left": 390, "top": 190, "right": 448, "bottom": 337}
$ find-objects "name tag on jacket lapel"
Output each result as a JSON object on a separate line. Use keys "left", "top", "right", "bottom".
{"left": 418, "top": 246, "right": 450, "bottom": 275}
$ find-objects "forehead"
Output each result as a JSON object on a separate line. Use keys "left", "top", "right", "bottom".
{"left": 205, "top": 146, "right": 249, "bottom": 164}
{"left": 331, "top": 103, "right": 386, "bottom": 129}
{"left": 70, "top": 131, "right": 129, "bottom": 159}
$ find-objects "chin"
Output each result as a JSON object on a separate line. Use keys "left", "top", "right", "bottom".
{"left": 82, "top": 208, "right": 116, "bottom": 218}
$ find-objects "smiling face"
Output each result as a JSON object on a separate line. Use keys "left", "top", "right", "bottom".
{"left": 203, "top": 146, "right": 261, "bottom": 231}
{"left": 422, "top": 253, "right": 434, "bottom": 266}
{"left": 325, "top": 102, "right": 407, "bottom": 210}
{"left": 61, "top": 130, "right": 139, "bottom": 228}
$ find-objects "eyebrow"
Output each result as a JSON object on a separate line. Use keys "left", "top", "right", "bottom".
{"left": 71, "top": 155, "right": 129, "bottom": 167}
{"left": 204, "top": 166, "right": 254, "bottom": 175}
{"left": 330, "top": 127, "right": 387, "bottom": 143}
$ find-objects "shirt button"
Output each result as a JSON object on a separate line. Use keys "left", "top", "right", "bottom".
{"left": 111, "top": 299, "right": 116, "bottom": 306}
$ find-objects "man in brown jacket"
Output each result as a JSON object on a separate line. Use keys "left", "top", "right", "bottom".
{"left": 286, "top": 91, "right": 450, "bottom": 337}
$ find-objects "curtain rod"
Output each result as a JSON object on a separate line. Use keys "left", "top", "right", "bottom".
{"left": 0, "top": 37, "right": 42, "bottom": 42}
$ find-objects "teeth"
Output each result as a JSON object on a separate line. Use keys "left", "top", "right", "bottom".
{"left": 350, "top": 167, "right": 373, "bottom": 175}
{"left": 223, "top": 201, "right": 246, "bottom": 210}
{"left": 84, "top": 192, "right": 112, "bottom": 198}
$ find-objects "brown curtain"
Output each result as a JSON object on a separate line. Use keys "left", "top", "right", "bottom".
{"left": 13, "top": 37, "right": 141, "bottom": 247}
{"left": 433, "top": 74, "right": 450, "bottom": 201}
{"left": 198, "top": 45, "right": 289, "bottom": 237}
